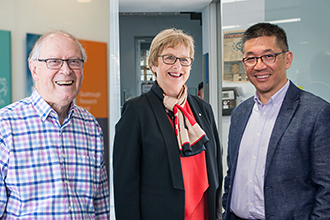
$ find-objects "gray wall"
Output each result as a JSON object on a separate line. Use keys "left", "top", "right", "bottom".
{"left": 119, "top": 14, "right": 203, "bottom": 105}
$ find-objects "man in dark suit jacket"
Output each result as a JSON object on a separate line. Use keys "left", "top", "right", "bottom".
{"left": 222, "top": 23, "right": 330, "bottom": 220}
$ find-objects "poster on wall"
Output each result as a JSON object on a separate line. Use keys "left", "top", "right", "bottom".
{"left": 76, "top": 40, "right": 108, "bottom": 120}
{"left": 223, "top": 30, "right": 248, "bottom": 82}
{"left": 0, "top": 30, "right": 12, "bottom": 108}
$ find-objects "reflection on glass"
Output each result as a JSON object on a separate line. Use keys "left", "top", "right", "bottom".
{"left": 139, "top": 42, "right": 155, "bottom": 93}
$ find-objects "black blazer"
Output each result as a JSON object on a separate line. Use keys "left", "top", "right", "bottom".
{"left": 113, "top": 83, "right": 223, "bottom": 220}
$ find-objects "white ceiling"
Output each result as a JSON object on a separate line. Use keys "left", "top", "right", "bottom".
{"left": 119, "top": 0, "right": 213, "bottom": 13}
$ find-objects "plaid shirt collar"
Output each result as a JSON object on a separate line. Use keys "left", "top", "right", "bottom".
{"left": 30, "top": 89, "right": 75, "bottom": 122}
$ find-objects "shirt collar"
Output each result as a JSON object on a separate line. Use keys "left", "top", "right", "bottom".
{"left": 254, "top": 80, "right": 290, "bottom": 107}
{"left": 30, "top": 89, "right": 75, "bottom": 122}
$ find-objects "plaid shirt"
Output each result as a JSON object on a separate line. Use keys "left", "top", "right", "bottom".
{"left": 0, "top": 90, "right": 110, "bottom": 219}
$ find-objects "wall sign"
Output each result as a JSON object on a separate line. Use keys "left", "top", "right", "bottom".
{"left": 0, "top": 30, "right": 12, "bottom": 108}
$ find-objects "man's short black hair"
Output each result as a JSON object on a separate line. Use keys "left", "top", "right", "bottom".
{"left": 241, "top": 22, "right": 289, "bottom": 53}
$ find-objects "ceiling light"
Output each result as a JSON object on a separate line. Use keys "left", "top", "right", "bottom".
{"left": 77, "top": 0, "right": 92, "bottom": 3}
{"left": 268, "top": 18, "right": 301, "bottom": 24}
{"left": 222, "top": 25, "right": 242, "bottom": 30}
{"left": 222, "top": 0, "right": 246, "bottom": 3}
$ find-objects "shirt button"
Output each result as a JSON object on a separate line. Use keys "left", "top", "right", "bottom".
{"left": 257, "top": 133, "right": 260, "bottom": 137}
{"left": 69, "top": 206, "right": 72, "bottom": 211}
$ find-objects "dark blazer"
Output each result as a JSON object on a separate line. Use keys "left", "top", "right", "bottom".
{"left": 222, "top": 81, "right": 330, "bottom": 220}
{"left": 113, "top": 83, "right": 222, "bottom": 220}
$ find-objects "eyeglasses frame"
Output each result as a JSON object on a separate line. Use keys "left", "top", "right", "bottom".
{"left": 37, "top": 58, "right": 84, "bottom": 70}
{"left": 242, "top": 51, "right": 288, "bottom": 67}
{"left": 158, "top": 55, "right": 193, "bottom": 67}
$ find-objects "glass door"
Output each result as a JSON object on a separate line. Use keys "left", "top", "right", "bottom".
{"left": 136, "top": 38, "right": 154, "bottom": 95}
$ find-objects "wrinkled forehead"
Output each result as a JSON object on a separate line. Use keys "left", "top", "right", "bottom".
{"left": 40, "top": 33, "right": 81, "bottom": 57}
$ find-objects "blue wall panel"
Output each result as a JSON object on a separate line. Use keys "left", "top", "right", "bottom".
{"left": 0, "top": 30, "right": 12, "bottom": 108}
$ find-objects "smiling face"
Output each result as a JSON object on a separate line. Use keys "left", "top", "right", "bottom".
{"left": 29, "top": 33, "right": 84, "bottom": 112}
{"left": 243, "top": 36, "right": 293, "bottom": 104}
{"left": 151, "top": 44, "right": 191, "bottom": 98}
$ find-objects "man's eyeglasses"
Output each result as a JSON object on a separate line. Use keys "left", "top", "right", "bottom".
{"left": 242, "top": 51, "right": 287, "bottom": 67}
{"left": 158, "top": 55, "right": 193, "bottom": 67}
{"left": 38, "top": 58, "right": 84, "bottom": 70}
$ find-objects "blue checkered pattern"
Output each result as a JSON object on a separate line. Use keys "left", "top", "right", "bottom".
{"left": 0, "top": 90, "right": 110, "bottom": 219}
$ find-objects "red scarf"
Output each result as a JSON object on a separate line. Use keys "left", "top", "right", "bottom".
{"left": 163, "top": 84, "right": 208, "bottom": 157}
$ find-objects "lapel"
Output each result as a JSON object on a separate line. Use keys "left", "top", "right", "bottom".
{"left": 264, "top": 82, "right": 300, "bottom": 178}
{"left": 146, "top": 88, "right": 184, "bottom": 190}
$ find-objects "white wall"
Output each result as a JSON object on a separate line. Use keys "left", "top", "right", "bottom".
{"left": 202, "top": 7, "right": 209, "bottom": 55}
{"left": 109, "top": 1, "right": 121, "bottom": 219}
{"left": 202, "top": 3, "right": 222, "bottom": 122}
{"left": 0, "top": 0, "right": 110, "bottom": 102}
